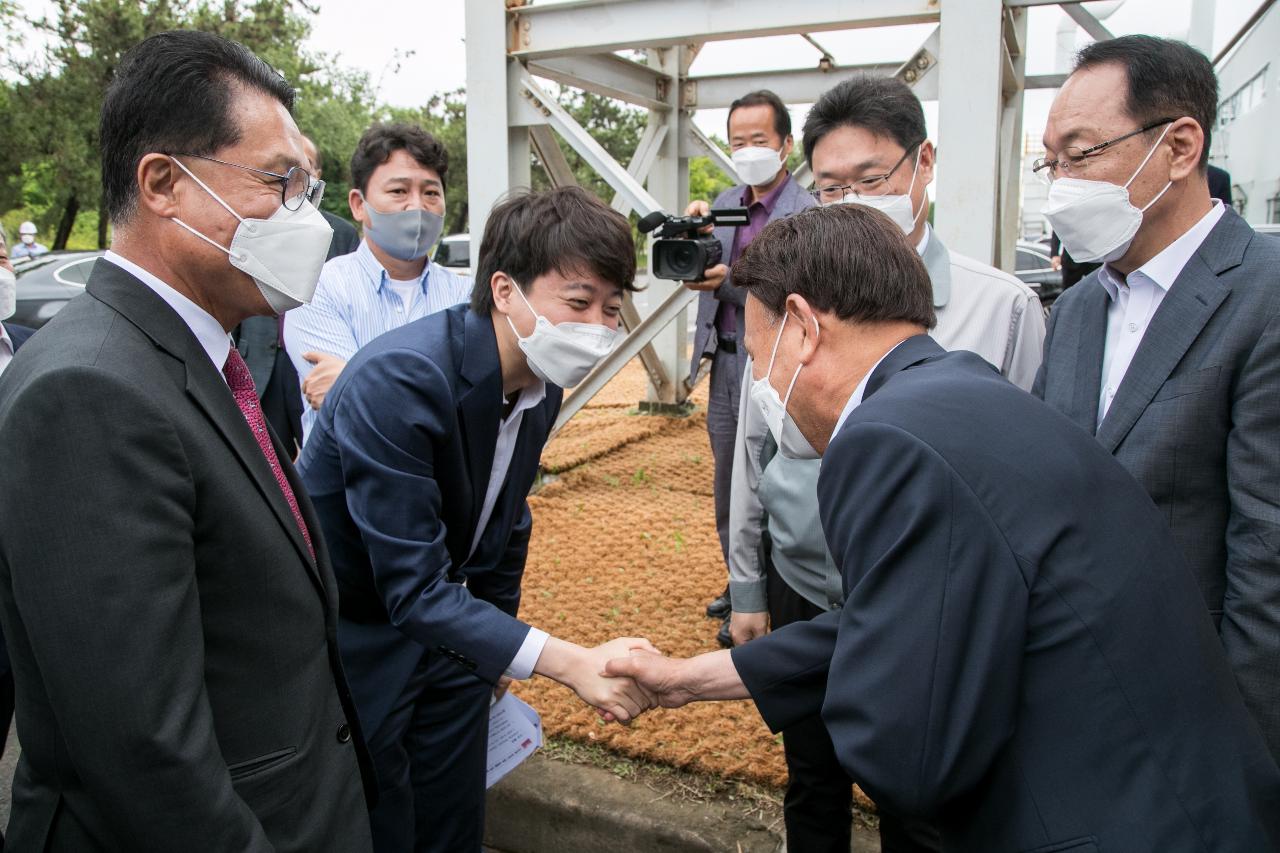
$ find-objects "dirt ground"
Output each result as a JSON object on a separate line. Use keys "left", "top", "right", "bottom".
{"left": 512, "top": 360, "right": 871, "bottom": 812}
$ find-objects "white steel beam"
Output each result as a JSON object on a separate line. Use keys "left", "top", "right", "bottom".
{"left": 517, "top": 68, "right": 663, "bottom": 217}
{"left": 611, "top": 118, "right": 669, "bottom": 216}
{"left": 526, "top": 53, "right": 670, "bottom": 112}
{"left": 1026, "top": 73, "right": 1068, "bottom": 89}
{"left": 997, "top": 8, "right": 1028, "bottom": 271}
{"left": 934, "top": 0, "right": 1005, "bottom": 265}
{"left": 509, "top": 0, "right": 940, "bottom": 59}
{"left": 529, "top": 125, "right": 576, "bottom": 187}
{"left": 466, "top": 0, "right": 515, "bottom": 262}
{"left": 683, "top": 64, "right": 901, "bottom": 110}
{"left": 683, "top": 120, "right": 737, "bottom": 183}
{"left": 793, "top": 162, "right": 814, "bottom": 189}
{"left": 1061, "top": 3, "right": 1115, "bottom": 41}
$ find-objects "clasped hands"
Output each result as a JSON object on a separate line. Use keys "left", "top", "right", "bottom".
{"left": 539, "top": 636, "right": 741, "bottom": 725}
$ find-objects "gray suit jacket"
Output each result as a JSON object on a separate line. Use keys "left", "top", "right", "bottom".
{"left": 0, "top": 260, "right": 374, "bottom": 851}
{"left": 1033, "top": 208, "right": 1280, "bottom": 762}
{"left": 688, "top": 175, "right": 815, "bottom": 382}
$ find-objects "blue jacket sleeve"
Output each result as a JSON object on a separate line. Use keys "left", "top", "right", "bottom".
{"left": 330, "top": 346, "right": 530, "bottom": 683}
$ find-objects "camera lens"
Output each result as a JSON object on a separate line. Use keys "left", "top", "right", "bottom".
{"left": 670, "top": 242, "right": 698, "bottom": 277}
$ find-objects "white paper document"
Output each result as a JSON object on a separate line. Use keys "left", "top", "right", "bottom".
{"left": 486, "top": 693, "right": 543, "bottom": 789}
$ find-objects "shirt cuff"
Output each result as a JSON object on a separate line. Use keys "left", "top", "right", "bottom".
{"left": 729, "top": 579, "right": 768, "bottom": 614}
{"left": 504, "top": 627, "right": 550, "bottom": 680}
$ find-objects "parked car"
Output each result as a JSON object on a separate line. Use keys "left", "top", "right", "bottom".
{"left": 1014, "top": 240, "right": 1064, "bottom": 308}
{"left": 434, "top": 233, "right": 472, "bottom": 276}
{"left": 12, "top": 250, "right": 104, "bottom": 328}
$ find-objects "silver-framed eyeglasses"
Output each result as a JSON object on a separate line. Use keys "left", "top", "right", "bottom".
{"left": 172, "top": 152, "right": 325, "bottom": 210}
{"left": 811, "top": 141, "right": 922, "bottom": 204}
{"left": 1032, "top": 117, "right": 1175, "bottom": 185}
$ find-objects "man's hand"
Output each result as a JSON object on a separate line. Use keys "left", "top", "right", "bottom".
{"left": 729, "top": 611, "right": 768, "bottom": 646}
{"left": 535, "top": 637, "right": 658, "bottom": 722}
{"left": 1050, "top": 255, "right": 1063, "bottom": 271}
{"left": 301, "top": 352, "right": 347, "bottom": 411}
{"left": 493, "top": 676, "right": 513, "bottom": 702}
{"left": 604, "top": 648, "right": 751, "bottom": 708}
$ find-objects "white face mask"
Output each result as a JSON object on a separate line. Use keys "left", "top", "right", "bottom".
{"left": 826, "top": 148, "right": 924, "bottom": 236}
{"left": 749, "top": 313, "right": 820, "bottom": 460}
{"left": 169, "top": 157, "right": 334, "bottom": 314}
{"left": 732, "top": 145, "right": 785, "bottom": 188}
{"left": 504, "top": 277, "right": 621, "bottom": 388}
{"left": 0, "top": 267, "right": 16, "bottom": 322}
{"left": 1042, "top": 124, "right": 1173, "bottom": 264}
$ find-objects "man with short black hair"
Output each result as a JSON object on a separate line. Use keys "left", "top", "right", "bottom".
{"left": 1034, "top": 34, "right": 1280, "bottom": 764}
{"left": 299, "top": 186, "right": 658, "bottom": 852}
{"left": 685, "top": 89, "right": 814, "bottom": 641}
{"left": 0, "top": 30, "right": 373, "bottom": 850}
{"left": 606, "top": 203, "right": 1280, "bottom": 853}
{"left": 727, "top": 74, "right": 1044, "bottom": 853}
{"left": 285, "top": 122, "right": 468, "bottom": 442}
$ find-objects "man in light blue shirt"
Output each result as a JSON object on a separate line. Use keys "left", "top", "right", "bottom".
{"left": 285, "top": 122, "right": 469, "bottom": 441}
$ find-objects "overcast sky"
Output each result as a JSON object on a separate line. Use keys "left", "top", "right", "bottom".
{"left": 11, "top": 0, "right": 1263, "bottom": 145}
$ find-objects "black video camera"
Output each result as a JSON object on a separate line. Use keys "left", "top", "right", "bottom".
{"left": 638, "top": 207, "right": 750, "bottom": 281}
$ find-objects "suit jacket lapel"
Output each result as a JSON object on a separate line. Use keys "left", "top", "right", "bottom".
{"left": 456, "top": 310, "right": 502, "bottom": 539}
{"left": 862, "top": 334, "right": 947, "bottom": 401}
{"left": 1094, "top": 211, "right": 1247, "bottom": 452}
{"left": 86, "top": 262, "right": 324, "bottom": 589}
{"left": 1066, "top": 281, "right": 1109, "bottom": 435}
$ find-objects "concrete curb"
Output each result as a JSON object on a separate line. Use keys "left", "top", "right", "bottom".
{"left": 484, "top": 754, "right": 882, "bottom": 853}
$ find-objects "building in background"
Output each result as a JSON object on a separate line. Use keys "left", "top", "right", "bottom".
{"left": 1211, "top": 1, "right": 1278, "bottom": 224}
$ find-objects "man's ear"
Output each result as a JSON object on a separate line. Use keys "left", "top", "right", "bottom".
{"left": 785, "top": 293, "right": 821, "bottom": 365}
{"left": 348, "top": 188, "right": 367, "bottom": 228}
{"left": 918, "top": 141, "right": 937, "bottom": 188}
{"left": 136, "top": 154, "right": 181, "bottom": 219}
{"left": 491, "top": 272, "right": 515, "bottom": 315}
{"left": 1166, "top": 117, "right": 1205, "bottom": 182}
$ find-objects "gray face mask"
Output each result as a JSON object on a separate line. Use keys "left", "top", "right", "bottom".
{"left": 360, "top": 193, "right": 445, "bottom": 261}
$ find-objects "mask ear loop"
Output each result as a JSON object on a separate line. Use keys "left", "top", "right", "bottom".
{"left": 903, "top": 146, "right": 927, "bottom": 230}
{"left": 1123, "top": 124, "right": 1174, "bottom": 190}
{"left": 168, "top": 156, "right": 249, "bottom": 260}
{"left": 503, "top": 274, "right": 543, "bottom": 342}
{"left": 764, "top": 312, "right": 789, "bottom": 380}
{"left": 780, "top": 313, "right": 818, "bottom": 409}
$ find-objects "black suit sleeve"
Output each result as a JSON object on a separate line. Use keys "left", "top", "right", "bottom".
{"left": 0, "top": 367, "right": 271, "bottom": 850}
{"left": 465, "top": 501, "right": 531, "bottom": 619}
{"left": 1030, "top": 294, "right": 1060, "bottom": 400}
{"left": 818, "top": 421, "right": 1028, "bottom": 818}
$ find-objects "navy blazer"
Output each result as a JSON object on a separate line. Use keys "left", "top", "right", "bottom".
{"left": 298, "top": 304, "right": 561, "bottom": 737}
{"left": 732, "top": 336, "right": 1280, "bottom": 852}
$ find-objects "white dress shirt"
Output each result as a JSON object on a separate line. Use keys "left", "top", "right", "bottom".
{"left": 1096, "top": 201, "right": 1225, "bottom": 426}
{"left": 104, "top": 252, "right": 232, "bottom": 377}
{"left": 469, "top": 381, "right": 550, "bottom": 680}
{"left": 0, "top": 324, "right": 14, "bottom": 378}
{"left": 831, "top": 343, "right": 902, "bottom": 443}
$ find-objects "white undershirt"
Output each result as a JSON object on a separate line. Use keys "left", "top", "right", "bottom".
{"left": 104, "top": 251, "right": 232, "bottom": 378}
{"left": 1095, "top": 201, "right": 1224, "bottom": 426}
{"left": 386, "top": 276, "right": 421, "bottom": 315}
{"left": 478, "top": 381, "right": 551, "bottom": 680}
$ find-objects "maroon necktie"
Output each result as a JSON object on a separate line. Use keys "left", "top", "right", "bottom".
{"left": 222, "top": 348, "right": 315, "bottom": 559}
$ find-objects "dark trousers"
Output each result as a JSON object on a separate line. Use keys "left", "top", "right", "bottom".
{"left": 766, "top": 560, "right": 941, "bottom": 853}
{"left": 707, "top": 345, "right": 746, "bottom": 567}
{"left": 366, "top": 651, "right": 493, "bottom": 853}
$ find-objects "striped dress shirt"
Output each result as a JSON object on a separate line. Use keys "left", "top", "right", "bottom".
{"left": 284, "top": 239, "right": 471, "bottom": 442}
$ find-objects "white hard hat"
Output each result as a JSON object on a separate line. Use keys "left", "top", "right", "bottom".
{"left": 18, "top": 221, "right": 37, "bottom": 235}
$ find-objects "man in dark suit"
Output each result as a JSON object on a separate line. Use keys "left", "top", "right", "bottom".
{"left": 684, "top": 89, "right": 814, "bottom": 641}
{"left": 298, "top": 187, "right": 656, "bottom": 852}
{"left": 0, "top": 31, "right": 374, "bottom": 851}
{"left": 1034, "top": 36, "right": 1280, "bottom": 764}
{"left": 1208, "top": 163, "right": 1233, "bottom": 206}
{"left": 607, "top": 203, "right": 1280, "bottom": 852}
{"left": 234, "top": 133, "right": 360, "bottom": 457}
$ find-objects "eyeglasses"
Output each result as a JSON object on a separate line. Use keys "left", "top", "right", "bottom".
{"left": 1032, "top": 118, "right": 1175, "bottom": 185}
{"left": 172, "top": 153, "right": 325, "bottom": 210}
{"left": 811, "top": 142, "right": 922, "bottom": 204}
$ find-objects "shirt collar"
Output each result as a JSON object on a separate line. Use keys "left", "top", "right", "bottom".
{"left": 0, "top": 323, "right": 13, "bottom": 356}
{"left": 103, "top": 251, "right": 231, "bottom": 371}
{"left": 740, "top": 171, "right": 791, "bottom": 213}
{"left": 505, "top": 380, "right": 547, "bottom": 423}
{"left": 1098, "top": 200, "right": 1225, "bottom": 301}
{"left": 355, "top": 239, "right": 434, "bottom": 294}
{"left": 830, "top": 341, "right": 904, "bottom": 443}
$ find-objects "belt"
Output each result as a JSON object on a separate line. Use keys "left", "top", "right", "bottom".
{"left": 716, "top": 338, "right": 738, "bottom": 354}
